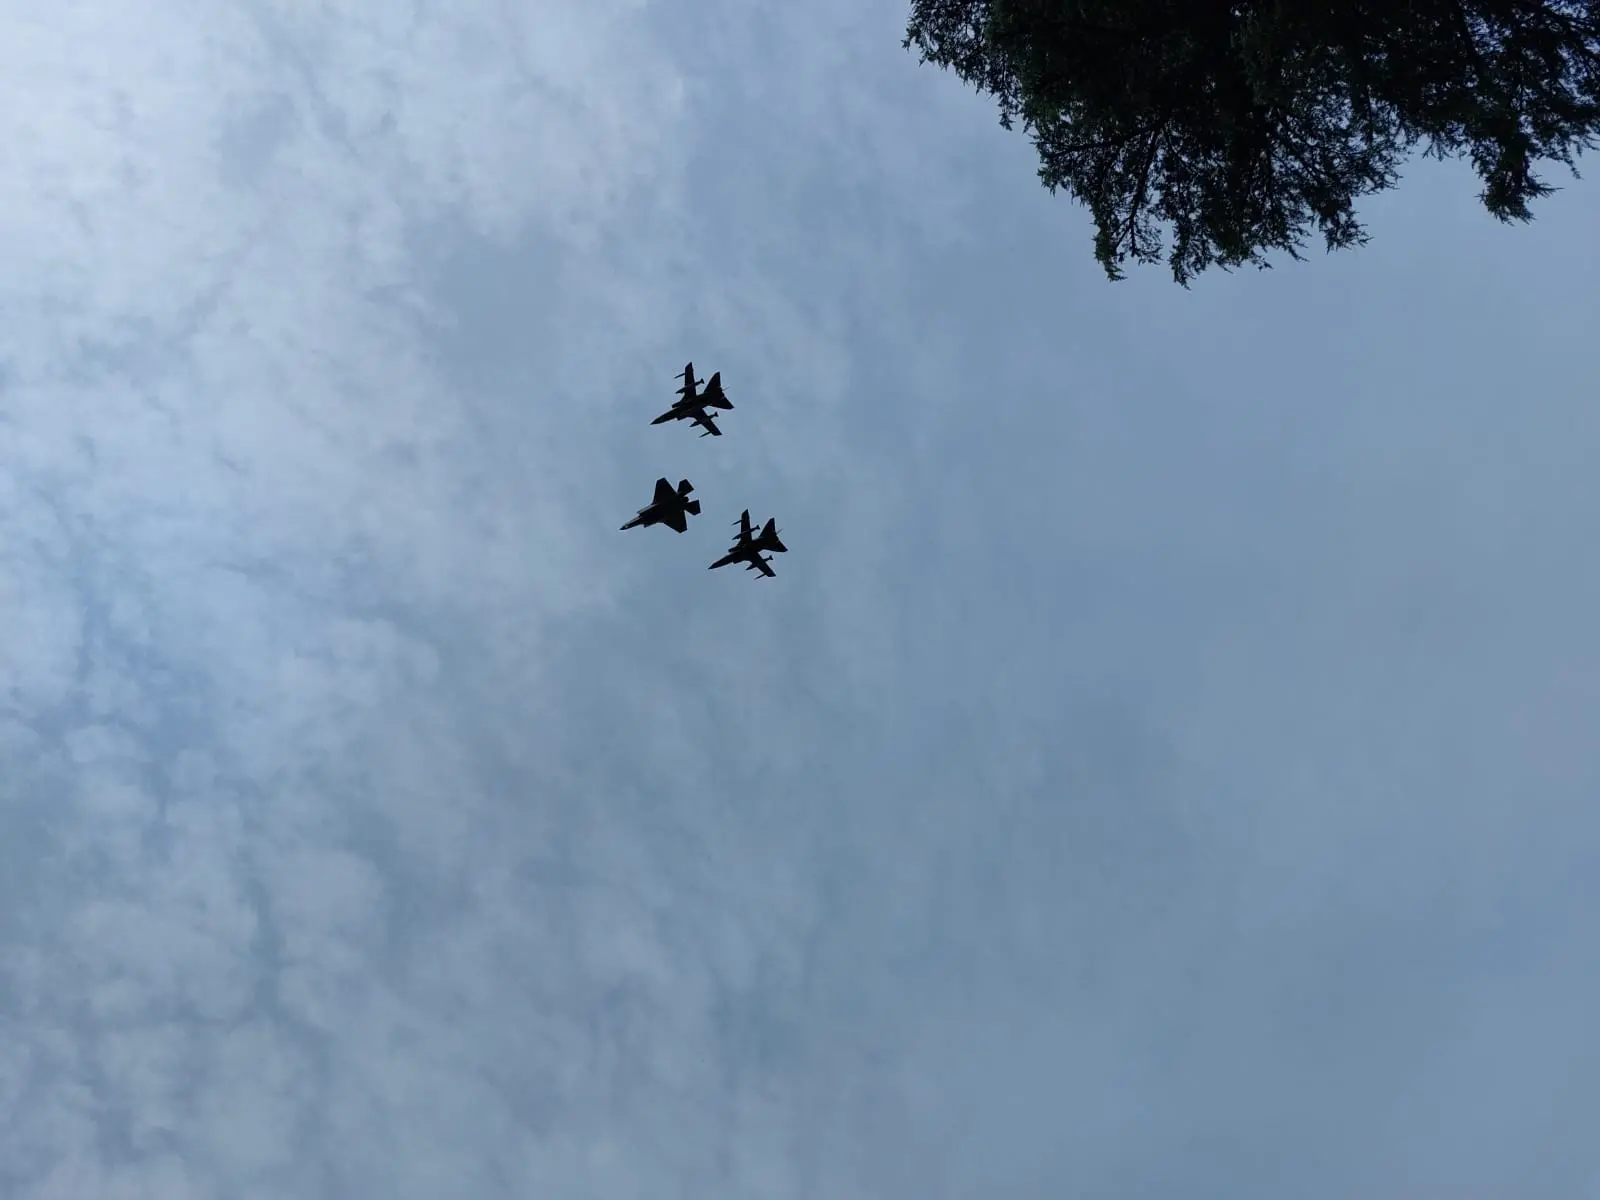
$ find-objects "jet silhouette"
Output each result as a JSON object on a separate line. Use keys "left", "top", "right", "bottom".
{"left": 709, "top": 509, "right": 787, "bottom": 578}
{"left": 650, "top": 362, "right": 733, "bottom": 437}
{"left": 621, "top": 477, "right": 702, "bottom": 533}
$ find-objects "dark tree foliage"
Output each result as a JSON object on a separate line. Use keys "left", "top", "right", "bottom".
{"left": 905, "top": 0, "right": 1600, "bottom": 283}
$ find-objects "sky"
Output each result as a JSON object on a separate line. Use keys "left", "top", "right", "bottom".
{"left": 2, "top": 1, "right": 1598, "bottom": 1196}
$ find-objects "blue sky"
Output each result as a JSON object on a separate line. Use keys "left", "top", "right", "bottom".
{"left": 3, "top": 1, "right": 1599, "bottom": 1196}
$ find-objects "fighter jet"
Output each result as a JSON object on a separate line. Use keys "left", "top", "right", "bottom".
{"left": 621, "top": 477, "right": 702, "bottom": 533}
{"left": 650, "top": 362, "right": 733, "bottom": 437}
{"left": 708, "top": 509, "right": 787, "bottom": 578}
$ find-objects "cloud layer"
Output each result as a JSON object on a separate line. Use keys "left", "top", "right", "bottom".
{"left": 4, "top": 0, "right": 1599, "bottom": 1197}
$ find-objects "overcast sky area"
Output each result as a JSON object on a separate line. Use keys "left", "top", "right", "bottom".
{"left": 3, "top": 1, "right": 1599, "bottom": 1196}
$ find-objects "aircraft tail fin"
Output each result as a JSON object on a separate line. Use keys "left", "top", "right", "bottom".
{"left": 677, "top": 479, "right": 694, "bottom": 496}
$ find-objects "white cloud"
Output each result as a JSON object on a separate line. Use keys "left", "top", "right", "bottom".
{"left": 1, "top": 0, "right": 705, "bottom": 1194}
{"left": 6, "top": 0, "right": 1600, "bottom": 1194}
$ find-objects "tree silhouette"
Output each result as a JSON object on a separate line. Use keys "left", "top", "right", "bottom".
{"left": 905, "top": 0, "right": 1600, "bottom": 283}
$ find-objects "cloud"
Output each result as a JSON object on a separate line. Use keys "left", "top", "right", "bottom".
{"left": 0, "top": 1, "right": 709, "bottom": 1195}
{"left": 5, "top": 0, "right": 1600, "bottom": 1196}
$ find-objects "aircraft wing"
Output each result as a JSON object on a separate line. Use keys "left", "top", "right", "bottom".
{"left": 737, "top": 510, "right": 752, "bottom": 543}
{"left": 692, "top": 410, "right": 721, "bottom": 437}
{"left": 751, "top": 556, "right": 776, "bottom": 578}
{"left": 702, "top": 375, "right": 733, "bottom": 409}
{"left": 651, "top": 477, "right": 675, "bottom": 506}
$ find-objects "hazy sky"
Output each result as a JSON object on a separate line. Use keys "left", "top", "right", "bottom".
{"left": 3, "top": 2, "right": 1599, "bottom": 1197}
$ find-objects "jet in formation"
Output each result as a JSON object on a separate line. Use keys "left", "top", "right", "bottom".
{"left": 708, "top": 509, "right": 787, "bottom": 578}
{"left": 626, "top": 362, "right": 789, "bottom": 576}
{"left": 651, "top": 362, "right": 733, "bottom": 437}
{"left": 621, "top": 477, "right": 701, "bottom": 533}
